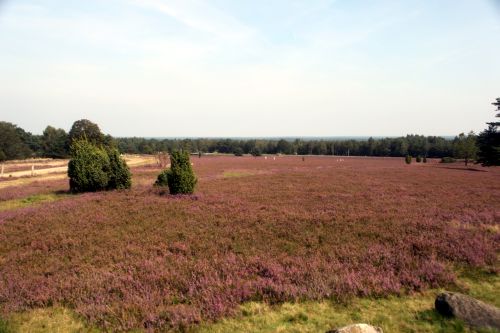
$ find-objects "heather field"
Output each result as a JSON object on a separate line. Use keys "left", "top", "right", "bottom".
{"left": 0, "top": 156, "right": 499, "bottom": 332}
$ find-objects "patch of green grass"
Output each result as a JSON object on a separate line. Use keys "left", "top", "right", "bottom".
{"left": 222, "top": 171, "right": 255, "bottom": 178}
{"left": 0, "top": 193, "right": 65, "bottom": 212}
{"left": 0, "top": 317, "right": 13, "bottom": 333}
{"left": 5, "top": 307, "right": 99, "bottom": 333}
{"left": 453, "top": 269, "right": 500, "bottom": 307}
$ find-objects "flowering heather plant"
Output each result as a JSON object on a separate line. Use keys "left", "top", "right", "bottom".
{"left": 0, "top": 156, "right": 498, "bottom": 331}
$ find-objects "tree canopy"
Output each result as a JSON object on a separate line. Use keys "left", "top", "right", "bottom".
{"left": 453, "top": 132, "right": 477, "bottom": 166}
{"left": 0, "top": 122, "right": 33, "bottom": 161}
{"left": 42, "top": 126, "right": 68, "bottom": 158}
{"left": 68, "top": 119, "right": 106, "bottom": 147}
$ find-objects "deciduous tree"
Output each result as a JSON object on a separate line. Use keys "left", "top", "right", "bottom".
{"left": 68, "top": 119, "right": 105, "bottom": 147}
{"left": 453, "top": 132, "right": 477, "bottom": 166}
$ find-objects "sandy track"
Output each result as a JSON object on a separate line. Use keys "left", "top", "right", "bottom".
{"left": 0, "top": 155, "right": 156, "bottom": 188}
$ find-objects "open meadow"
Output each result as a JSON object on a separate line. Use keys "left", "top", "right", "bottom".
{"left": 0, "top": 156, "right": 498, "bottom": 332}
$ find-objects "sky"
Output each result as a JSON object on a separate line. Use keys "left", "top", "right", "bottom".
{"left": 0, "top": 0, "right": 499, "bottom": 137}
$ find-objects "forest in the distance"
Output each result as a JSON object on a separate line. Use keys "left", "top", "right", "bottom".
{"left": 0, "top": 120, "right": 475, "bottom": 160}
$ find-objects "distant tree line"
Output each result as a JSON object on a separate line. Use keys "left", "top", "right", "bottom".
{"left": 114, "top": 135, "right": 460, "bottom": 158}
{"left": 0, "top": 122, "right": 478, "bottom": 160}
{"left": 0, "top": 96, "right": 498, "bottom": 166}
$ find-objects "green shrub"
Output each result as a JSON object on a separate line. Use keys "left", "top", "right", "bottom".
{"left": 68, "top": 140, "right": 110, "bottom": 193}
{"left": 106, "top": 148, "right": 131, "bottom": 190}
{"left": 423, "top": 156, "right": 427, "bottom": 163}
{"left": 155, "top": 169, "right": 169, "bottom": 187}
{"left": 234, "top": 147, "right": 244, "bottom": 156}
{"left": 405, "top": 155, "right": 412, "bottom": 164}
{"left": 155, "top": 151, "right": 197, "bottom": 195}
{"left": 440, "top": 157, "right": 456, "bottom": 163}
{"left": 250, "top": 147, "right": 262, "bottom": 157}
{"left": 68, "top": 140, "right": 132, "bottom": 193}
{"left": 416, "top": 156, "right": 422, "bottom": 163}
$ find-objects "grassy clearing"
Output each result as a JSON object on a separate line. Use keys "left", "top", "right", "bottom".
{"left": 1, "top": 308, "right": 98, "bottom": 333}
{"left": 0, "top": 193, "right": 66, "bottom": 212}
{"left": 222, "top": 170, "right": 256, "bottom": 178}
{"left": 1, "top": 273, "right": 497, "bottom": 333}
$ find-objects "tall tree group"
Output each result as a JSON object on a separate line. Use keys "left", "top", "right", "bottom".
{"left": 477, "top": 98, "right": 500, "bottom": 166}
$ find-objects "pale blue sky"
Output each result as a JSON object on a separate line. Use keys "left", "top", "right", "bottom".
{"left": 0, "top": 0, "right": 499, "bottom": 137}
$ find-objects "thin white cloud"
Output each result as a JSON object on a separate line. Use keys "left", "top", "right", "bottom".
{"left": 130, "top": 0, "right": 256, "bottom": 41}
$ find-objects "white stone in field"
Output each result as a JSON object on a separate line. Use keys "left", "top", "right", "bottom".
{"left": 327, "top": 323, "right": 383, "bottom": 333}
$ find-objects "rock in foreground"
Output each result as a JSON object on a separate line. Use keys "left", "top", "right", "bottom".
{"left": 435, "top": 292, "right": 500, "bottom": 330}
{"left": 326, "top": 323, "right": 383, "bottom": 333}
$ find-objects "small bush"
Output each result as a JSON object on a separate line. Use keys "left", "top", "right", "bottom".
{"left": 106, "top": 148, "right": 131, "bottom": 190}
{"left": 68, "top": 140, "right": 110, "bottom": 193}
{"left": 440, "top": 157, "right": 456, "bottom": 163}
{"left": 423, "top": 156, "right": 427, "bottom": 163}
{"left": 155, "top": 169, "right": 169, "bottom": 187}
{"left": 155, "top": 151, "right": 197, "bottom": 195}
{"left": 416, "top": 156, "right": 422, "bottom": 163}
{"left": 234, "top": 147, "right": 244, "bottom": 156}
{"left": 405, "top": 155, "right": 412, "bottom": 164}
{"left": 250, "top": 147, "right": 262, "bottom": 157}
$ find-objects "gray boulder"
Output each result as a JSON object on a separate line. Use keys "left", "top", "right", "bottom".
{"left": 435, "top": 292, "right": 500, "bottom": 330}
{"left": 326, "top": 323, "right": 383, "bottom": 333}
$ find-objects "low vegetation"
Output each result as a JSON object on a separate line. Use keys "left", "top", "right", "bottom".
{"left": 0, "top": 193, "right": 64, "bottom": 212}
{"left": 441, "top": 157, "right": 456, "bottom": 164}
{"left": 0, "top": 271, "right": 497, "bottom": 332}
{"left": 0, "top": 156, "right": 497, "bottom": 331}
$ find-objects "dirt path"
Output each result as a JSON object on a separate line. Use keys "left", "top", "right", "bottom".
{"left": 0, "top": 155, "right": 156, "bottom": 189}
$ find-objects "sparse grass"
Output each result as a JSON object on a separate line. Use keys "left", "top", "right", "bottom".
{"left": 453, "top": 270, "right": 500, "bottom": 307}
{"left": 5, "top": 308, "right": 98, "bottom": 333}
{"left": 0, "top": 317, "right": 13, "bottom": 333}
{"left": 222, "top": 170, "right": 256, "bottom": 178}
{"left": 0, "top": 193, "right": 66, "bottom": 212}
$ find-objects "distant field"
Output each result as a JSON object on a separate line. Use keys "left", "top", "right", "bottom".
{"left": 0, "top": 156, "right": 498, "bottom": 332}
